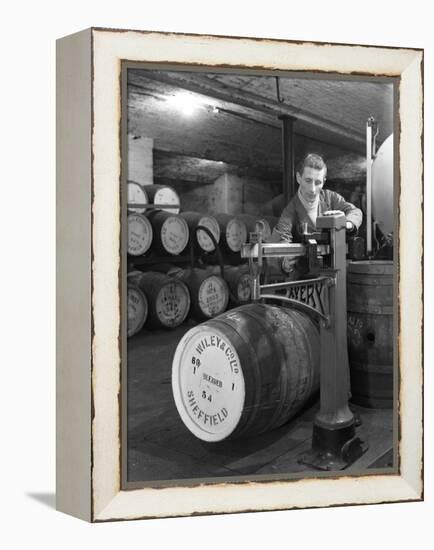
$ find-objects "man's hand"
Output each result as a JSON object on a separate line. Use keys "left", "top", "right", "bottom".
{"left": 323, "top": 210, "right": 353, "bottom": 231}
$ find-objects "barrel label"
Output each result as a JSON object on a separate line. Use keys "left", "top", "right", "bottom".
{"left": 154, "top": 188, "right": 180, "bottom": 213}
{"left": 186, "top": 390, "right": 228, "bottom": 427}
{"left": 194, "top": 334, "right": 238, "bottom": 372}
{"left": 161, "top": 217, "right": 189, "bottom": 254}
{"left": 128, "top": 215, "right": 152, "bottom": 255}
{"left": 156, "top": 283, "right": 189, "bottom": 326}
{"left": 226, "top": 219, "right": 247, "bottom": 252}
{"left": 198, "top": 276, "right": 228, "bottom": 317}
{"left": 202, "top": 373, "right": 223, "bottom": 388}
{"left": 173, "top": 328, "right": 245, "bottom": 440}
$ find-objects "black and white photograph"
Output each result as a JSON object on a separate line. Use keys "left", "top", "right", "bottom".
{"left": 2, "top": 0, "right": 431, "bottom": 541}
{"left": 124, "top": 65, "right": 397, "bottom": 486}
{"left": 54, "top": 26, "right": 423, "bottom": 523}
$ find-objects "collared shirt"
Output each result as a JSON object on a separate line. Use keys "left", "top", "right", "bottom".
{"left": 271, "top": 189, "right": 363, "bottom": 243}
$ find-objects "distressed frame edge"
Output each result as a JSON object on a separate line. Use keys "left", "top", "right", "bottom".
{"left": 56, "top": 28, "right": 93, "bottom": 522}
{"left": 94, "top": 476, "right": 421, "bottom": 522}
{"left": 396, "top": 52, "right": 424, "bottom": 497}
{"left": 89, "top": 29, "right": 423, "bottom": 522}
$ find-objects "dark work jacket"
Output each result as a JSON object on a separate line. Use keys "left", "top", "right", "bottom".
{"left": 270, "top": 189, "right": 363, "bottom": 243}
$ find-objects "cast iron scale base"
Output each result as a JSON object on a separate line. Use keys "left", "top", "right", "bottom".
{"left": 298, "top": 423, "right": 367, "bottom": 471}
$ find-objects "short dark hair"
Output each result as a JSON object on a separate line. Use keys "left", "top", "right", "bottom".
{"left": 296, "top": 153, "right": 327, "bottom": 177}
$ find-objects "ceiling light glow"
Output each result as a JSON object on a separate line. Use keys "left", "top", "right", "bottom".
{"left": 166, "top": 92, "right": 204, "bottom": 116}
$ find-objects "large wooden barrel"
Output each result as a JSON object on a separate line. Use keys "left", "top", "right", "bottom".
{"left": 172, "top": 268, "right": 229, "bottom": 320}
{"left": 127, "top": 181, "right": 148, "bottom": 213}
{"left": 127, "top": 282, "right": 148, "bottom": 337}
{"left": 127, "top": 212, "right": 153, "bottom": 256}
{"left": 145, "top": 184, "right": 180, "bottom": 214}
{"left": 215, "top": 214, "right": 248, "bottom": 253}
{"left": 129, "top": 271, "right": 190, "bottom": 329}
{"left": 180, "top": 211, "right": 221, "bottom": 252}
{"left": 147, "top": 211, "right": 189, "bottom": 256}
{"left": 172, "top": 303, "right": 320, "bottom": 442}
{"left": 347, "top": 260, "right": 393, "bottom": 408}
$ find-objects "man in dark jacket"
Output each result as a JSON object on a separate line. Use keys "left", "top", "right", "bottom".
{"left": 271, "top": 153, "right": 363, "bottom": 243}
{"left": 271, "top": 154, "right": 362, "bottom": 425}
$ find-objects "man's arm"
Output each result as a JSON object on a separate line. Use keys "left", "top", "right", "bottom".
{"left": 328, "top": 191, "right": 363, "bottom": 230}
{"left": 270, "top": 201, "right": 297, "bottom": 243}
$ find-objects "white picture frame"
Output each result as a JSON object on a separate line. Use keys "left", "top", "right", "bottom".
{"left": 56, "top": 27, "right": 423, "bottom": 522}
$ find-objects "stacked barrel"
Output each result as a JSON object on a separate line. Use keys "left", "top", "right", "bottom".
{"left": 127, "top": 274, "right": 149, "bottom": 338}
{"left": 127, "top": 183, "right": 187, "bottom": 257}
{"left": 347, "top": 260, "right": 394, "bottom": 408}
{"left": 127, "top": 263, "right": 260, "bottom": 337}
{"left": 127, "top": 182, "right": 277, "bottom": 261}
{"left": 127, "top": 181, "right": 280, "bottom": 338}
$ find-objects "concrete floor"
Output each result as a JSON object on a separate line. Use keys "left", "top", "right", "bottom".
{"left": 127, "top": 323, "right": 394, "bottom": 484}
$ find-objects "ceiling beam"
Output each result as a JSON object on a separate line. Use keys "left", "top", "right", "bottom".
{"left": 128, "top": 70, "right": 366, "bottom": 151}
{"left": 153, "top": 149, "right": 281, "bottom": 183}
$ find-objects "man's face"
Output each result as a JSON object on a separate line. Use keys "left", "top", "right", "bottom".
{"left": 296, "top": 166, "right": 326, "bottom": 201}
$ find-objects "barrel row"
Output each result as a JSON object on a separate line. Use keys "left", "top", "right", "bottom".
{"left": 128, "top": 210, "right": 278, "bottom": 257}
{"left": 128, "top": 182, "right": 181, "bottom": 214}
{"left": 127, "top": 266, "right": 254, "bottom": 337}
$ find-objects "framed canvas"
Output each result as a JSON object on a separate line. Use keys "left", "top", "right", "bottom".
{"left": 56, "top": 27, "right": 423, "bottom": 522}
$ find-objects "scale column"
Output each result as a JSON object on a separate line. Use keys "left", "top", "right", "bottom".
{"left": 298, "top": 213, "right": 367, "bottom": 470}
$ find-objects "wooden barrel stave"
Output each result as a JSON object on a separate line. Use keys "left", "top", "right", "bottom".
{"left": 127, "top": 283, "right": 148, "bottom": 337}
{"left": 347, "top": 260, "right": 393, "bottom": 408}
{"left": 196, "top": 216, "right": 221, "bottom": 252}
{"left": 209, "top": 309, "right": 280, "bottom": 437}
{"left": 180, "top": 211, "right": 221, "bottom": 252}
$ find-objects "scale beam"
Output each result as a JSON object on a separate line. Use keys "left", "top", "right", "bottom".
{"left": 241, "top": 242, "right": 306, "bottom": 259}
